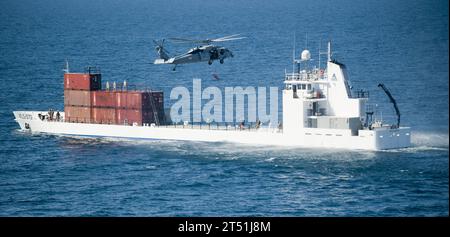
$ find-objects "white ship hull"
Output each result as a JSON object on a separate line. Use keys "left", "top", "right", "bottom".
{"left": 13, "top": 111, "right": 411, "bottom": 150}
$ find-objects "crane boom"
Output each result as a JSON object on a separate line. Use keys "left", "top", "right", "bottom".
{"left": 377, "top": 83, "right": 400, "bottom": 128}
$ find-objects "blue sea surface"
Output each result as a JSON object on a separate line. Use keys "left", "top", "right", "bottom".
{"left": 0, "top": 0, "right": 448, "bottom": 216}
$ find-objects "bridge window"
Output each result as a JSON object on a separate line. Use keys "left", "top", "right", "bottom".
{"left": 307, "top": 84, "right": 311, "bottom": 90}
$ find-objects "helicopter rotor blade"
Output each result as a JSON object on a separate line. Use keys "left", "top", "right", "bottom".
{"left": 213, "top": 34, "right": 242, "bottom": 41}
{"left": 168, "top": 37, "right": 207, "bottom": 44}
{"left": 211, "top": 37, "right": 246, "bottom": 42}
{"left": 169, "top": 34, "right": 246, "bottom": 44}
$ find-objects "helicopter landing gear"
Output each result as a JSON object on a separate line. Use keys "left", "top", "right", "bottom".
{"left": 220, "top": 59, "right": 224, "bottom": 64}
{"left": 208, "top": 60, "right": 213, "bottom": 65}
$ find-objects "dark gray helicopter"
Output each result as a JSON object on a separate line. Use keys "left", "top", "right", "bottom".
{"left": 153, "top": 34, "right": 245, "bottom": 70}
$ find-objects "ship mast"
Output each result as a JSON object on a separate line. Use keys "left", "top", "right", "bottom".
{"left": 327, "top": 41, "right": 331, "bottom": 62}
{"left": 292, "top": 33, "right": 296, "bottom": 74}
{"left": 318, "top": 40, "right": 321, "bottom": 70}
{"left": 63, "top": 59, "right": 70, "bottom": 73}
{"left": 318, "top": 38, "right": 328, "bottom": 70}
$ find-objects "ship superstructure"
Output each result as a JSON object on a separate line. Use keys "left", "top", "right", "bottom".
{"left": 279, "top": 42, "right": 410, "bottom": 149}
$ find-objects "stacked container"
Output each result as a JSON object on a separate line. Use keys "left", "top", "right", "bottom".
{"left": 64, "top": 72, "right": 101, "bottom": 123}
{"left": 115, "top": 91, "right": 164, "bottom": 125}
{"left": 64, "top": 69, "right": 164, "bottom": 125}
{"left": 91, "top": 90, "right": 116, "bottom": 124}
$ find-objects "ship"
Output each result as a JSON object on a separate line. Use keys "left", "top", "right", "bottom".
{"left": 13, "top": 42, "right": 411, "bottom": 150}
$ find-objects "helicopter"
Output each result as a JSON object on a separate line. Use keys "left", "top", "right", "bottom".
{"left": 152, "top": 34, "right": 245, "bottom": 71}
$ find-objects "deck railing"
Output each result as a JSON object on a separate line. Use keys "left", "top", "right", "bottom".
{"left": 44, "top": 117, "right": 283, "bottom": 133}
{"left": 285, "top": 70, "right": 327, "bottom": 81}
{"left": 351, "top": 89, "right": 369, "bottom": 98}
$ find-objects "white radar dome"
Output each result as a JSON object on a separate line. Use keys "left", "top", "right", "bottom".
{"left": 301, "top": 49, "right": 311, "bottom": 61}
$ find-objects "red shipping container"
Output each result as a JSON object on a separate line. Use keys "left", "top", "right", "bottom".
{"left": 92, "top": 107, "right": 116, "bottom": 124}
{"left": 115, "top": 91, "right": 144, "bottom": 109}
{"left": 133, "top": 109, "right": 159, "bottom": 125}
{"left": 64, "top": 106, "right": 92, "bottom": 123}
{"left": 64, "top": 73, "right": 101, "bottom": 91}
{"left": 64, "top": 90, "right": 91, "bottom": 107}
{"left": 115, "top": 108, "right": 128, "bottom": 125}
{"left": 115, "top": 91, "right": 128, "bottom": 109}
{"left": 126, "top": 109, "right": 143, "bottom": 125}
{"left": 91, "top": 91, "right": 116, "bottom": 108}
{"left": 116, "top": 108, "right": 161, "bottom": 126}
{"left": 126, "top": 92, "right": 144, "bottom": 109}
{"left": 115, "top": 91, "right": 164, "bottom": 110}
{"left": 122, "top": 109, "right": 155, "bottom": 125}
{"left": 116, "top": 108, "right": 142, "bottom": 125}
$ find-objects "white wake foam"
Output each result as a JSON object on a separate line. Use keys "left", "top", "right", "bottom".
{"left": 411, "top": 131, "right": 449, "bottom": 148}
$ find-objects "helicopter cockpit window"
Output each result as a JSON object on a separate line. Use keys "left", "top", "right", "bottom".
{"left": 189, "top": 48, "right": 202, "bottom": 54}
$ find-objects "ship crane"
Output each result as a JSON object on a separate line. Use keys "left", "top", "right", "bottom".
{"left": 377, "top": 83, "right": 400, "bottom": 128}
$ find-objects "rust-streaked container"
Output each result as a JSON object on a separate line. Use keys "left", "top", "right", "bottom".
{"left": 115, "top": 108, "right": 128, "bottom": 125}
{"left": 115, "top": 91, "right": 145, "bottom": 109}
{"left": 126, "top": 92, "right": 145, "bottom": 109}
{"left": 92, "top": 107, "right": 116, "bottom": 124}
{"left": 64, "top": 90, "right": 91, "bottom": 107}
{"left": 64, "top": 73, "right": 101, "bottom": 91}
{"left": 116, "top": 91, "right": 164, "bottom": 110}
{"left": 115, "top": 91, "right": 128, "bottom": 109}
{"left": 116, "top": 108, "right": 142, "bottom": 125}
{"left": 64, "top": 106, "right": 92, "bottom": 123}
{"left": 126, "top": 109, "right": 143, "bottom": 125}
{"left": 116, "top": 108, "right": 160, "bottom": 126}
{"left": 91, "top": 91, "right": 116, "bottom": 108}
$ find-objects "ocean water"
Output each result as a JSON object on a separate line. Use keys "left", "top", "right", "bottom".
{"left": 0, "top": 0, "right": 448, "bottom": 216}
